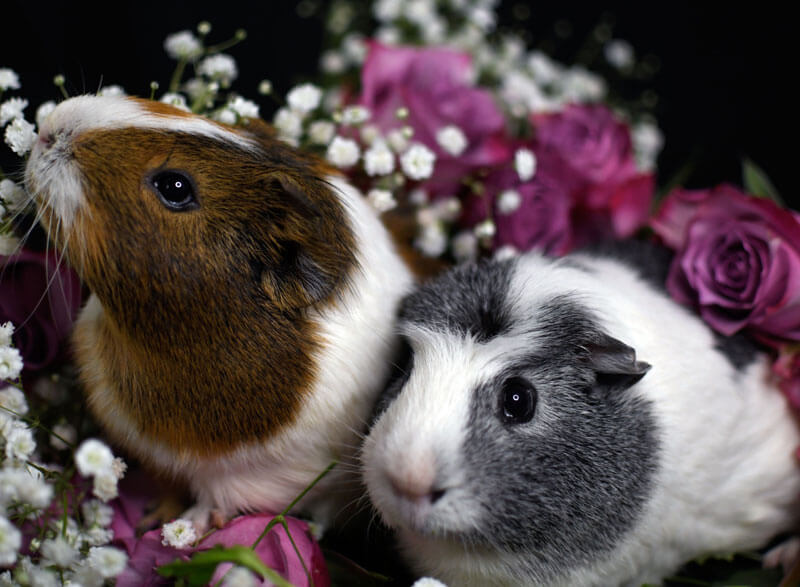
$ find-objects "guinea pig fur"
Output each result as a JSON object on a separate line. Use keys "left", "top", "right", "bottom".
{"left": 362, "top": 241, "right": 800, "bottom": 587}
{"left": 25, "top": 95, "right": 414, "bottom": 528}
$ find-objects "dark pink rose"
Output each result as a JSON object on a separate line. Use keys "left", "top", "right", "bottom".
{"left": 358, "top": 41, "right": 512, "bottom": 194}
{"left": 651, "top": 185, "right": 800, "bottom": 340}
{"left": 464, "top": 149, "right": 575, "bottom": 255}
{"left": 0, "top": 247, "right": 83, "bottom": 374}
{"left": 532, "top": 104, "right": 654, "bottom": 243}
{"left": 112, "top": 473, "right": 329, "bottom": 587}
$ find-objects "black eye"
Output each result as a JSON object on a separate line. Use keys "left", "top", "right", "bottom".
{"left": 500, "top": 377, "right": 537, "bottom": 424}
{"left": 151, "top": 170, "right": 197, "bottom": 210}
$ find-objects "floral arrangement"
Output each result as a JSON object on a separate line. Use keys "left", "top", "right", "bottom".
{"left": 1, "top": 0, "right": 798, "bottom": 585}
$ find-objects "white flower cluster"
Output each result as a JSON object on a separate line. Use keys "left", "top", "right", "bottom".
{"left": 0, "top": 325, "right": 128, "bottom": 581}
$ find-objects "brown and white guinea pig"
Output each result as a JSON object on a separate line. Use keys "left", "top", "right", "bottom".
{"left": 362, "top": 240, "right": 800, "bottom": 586}
{"left": 25, "top": 94, "right": 414, "bottom": 529}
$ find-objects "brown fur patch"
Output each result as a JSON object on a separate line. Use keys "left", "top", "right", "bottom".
{"left": 64, "top": 122, "right": 355, "bottom": 458}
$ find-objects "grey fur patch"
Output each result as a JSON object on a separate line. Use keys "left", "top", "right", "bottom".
{"left": 399, "top": 259, "right": 516, "bottom": 343}
{"left": 459, "top": 295, "right": 660, "bottom": 583}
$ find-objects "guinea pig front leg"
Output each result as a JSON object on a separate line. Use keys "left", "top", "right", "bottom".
{"left": 181, "top": 501, "right": 237, "bottom": 535}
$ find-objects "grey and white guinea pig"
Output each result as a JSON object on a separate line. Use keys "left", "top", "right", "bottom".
{"left": 362, "top": 240, "right": 800, "bottom": 586}
{"left": 25, "top": 95, "right": 414, "bottom": 529}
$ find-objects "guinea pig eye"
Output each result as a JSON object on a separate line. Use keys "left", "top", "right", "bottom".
{"left": 150, "top": 170, "right": 197, "bottom": 211}
{"left": 500, "top": 377, "right": 537, "bottom": 425}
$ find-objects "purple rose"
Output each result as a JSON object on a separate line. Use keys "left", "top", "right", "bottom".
{"left": 463, "top": 148, "right": 575, "bottom": 255}
{"left": 0, "top": 247, "right": 83, "bottom": 375}
{"left": 358, "top": 42, "right": 512, "bottom": 194}
{"left": 532, "top": 104, "right": 654, "bottom": 243}
{"left": 651, "top": 185, "right": 800, "bottom": 341}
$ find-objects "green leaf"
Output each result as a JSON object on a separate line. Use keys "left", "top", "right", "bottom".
{"left": 742, "top": 158, "right": 784, "bottom": 205}
{"left": 157, "top": 545, "right": 294, "bottom": 587}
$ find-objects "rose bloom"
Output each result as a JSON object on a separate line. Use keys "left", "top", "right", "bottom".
{"left": 532, "top": 104, "right": 654, "bottom": 244}
{"left": 0, "top": 247, "right": 83, "bottom": 375}
{"left": 651, "top": 184, "right": 800, "bottom": 341}
{"left": 112, "top": 472, "right": 329, "bottom": 586}
{"left": 463, "top": 149, "right": 575, "bottom": 256}
{"left": 358, "top": 42, "right": 512, "bottom": 195}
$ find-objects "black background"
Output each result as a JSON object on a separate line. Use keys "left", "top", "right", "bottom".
{"left": 1, "top": 1, "right": 794, "bottom": 207}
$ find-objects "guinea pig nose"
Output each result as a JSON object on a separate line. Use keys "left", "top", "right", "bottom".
{"left": 387, "top": 467, "right": 445, "bottom": 505}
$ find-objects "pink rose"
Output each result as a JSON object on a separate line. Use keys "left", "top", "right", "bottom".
{"left": 112, "top": 473, "right": 329, "bottom": 587}
{"left": 463, "top": 148, "right": 575, "bottom": 255}
{"left": 774, "top": 346, "right": 800, "bottom": 410}
{"left": 358, "top": 42, "right": 511, "bottom": 194}
{"left": 532, "top": 104, "right": 654, "bottom": 243}
{"left": 0, "top": 247, "right": 83, "bottom": 375}
{"left": 651, "top": 185, "right": 800, "bottom": 341}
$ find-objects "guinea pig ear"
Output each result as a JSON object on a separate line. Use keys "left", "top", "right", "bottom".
{"left": 258, "top": 175, "right": 350, "bottom": 312}
{"left": 586, "top": 333, "right": 651, "bottom": 393}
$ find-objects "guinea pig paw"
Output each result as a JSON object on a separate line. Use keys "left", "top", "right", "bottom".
{"left": 181, "top": 503, "right": 232, "bottom": 535}
{"left": 763, "top": 536, "right": 800, "bottom": 585}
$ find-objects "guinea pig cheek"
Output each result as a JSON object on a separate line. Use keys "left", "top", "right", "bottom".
{"left": 364, "top": 336, "right": 483, "bottom": 535}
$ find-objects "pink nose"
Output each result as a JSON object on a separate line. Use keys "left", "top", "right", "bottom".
{"left": 387, "top": 466, "right": 446, "bottom": 505}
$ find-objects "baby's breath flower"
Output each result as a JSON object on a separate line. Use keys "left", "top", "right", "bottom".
{"left": 0, "top": 516, "right": 21, "bottom": 566}
{"left": 214, "top": 109, "right": 238, "bottom": 125}
{"left": 528, "top": 51, "right": 561, "bottom": 85}
{"left": 0, "top": 468, "right": 53, "bottom": 509}
{"left": 82, "top": 499, "right": 114, "bottom": 528}
{"left": 452, "top": 230, "right": 478, "bottom": 262}
{"left": 326, "top": 136, "right": 361, "bottom": 168}
{"left": 164, "top": 30, "right": 204, "bottom": 60}
{"left": 160, "top": 92, "right": 190, "bottom": 111}
{"left": 373, "top": 0, "right": 403, "bottom": 21}
{"left": 0, "top": 323, "right": 13, "bottom": 349}
{"left": 433, "top": 197, "right": 462, "bottom": 222}
{"left": 35, "top": 101, "right": 56, "bottom": 128}
{"left": 514, "top": 148, "right": 537, "bottom": 182}
{"left": 287, "top": 83, "right": 323, "bottom": 114}
{"left": 92, "top": 472, "right": 119, "bottom": 502}
{"left": 197, "top": 21, "right": 212, "bottom": 36}
{"left": 605, "top": 39, "right": 635, "bottom": 70}
{"left": 40, "top": 536, "right": 78, "bottom": 568}
{"left": 86, "top": 546, "right": 128, "bottom": 579}
{"left": 0, "top": 347, "right": 23, "bottom": 381}
{"left": 197, "top": 54, "right": 238, "bottom": 86}
{"left": 401, "top": 143, "right": 436, "bottom": 180}
{"left": 320, "top": 50, "right": 348, "bottom": 75}
{"left": 308, "top": 120, "right": 336, "bottom": 146}
{"left": 4, "top": 118, "right": 37, "bottom": 156}
{"left": 227, "top": 96, "right": 259, "bottom": 119}
{"left": 435, "top": 125, "right": 468, "bottom": 157}
{"left": 561, "top": 66, "right": 606, "bottom": 102}
{"left": 222, "top": 566, "right": 258, "bottom": 587}
{"left": 633, "top": 120, "right": 664, "bottom": 172}
{"left": 4, "top": 422, "right": 35, "bottom": 461}
{"left": 273, "top": 108, "right": 303, "bottom": 140}
{"left": 0, "top": 69, "right": 21, "bottom": 92}
{"left": 375, "top": 25, "right": 401, "bottom": 45}
{"left": 161, "top": 518, "right": 197, "bottom": 549}
{"left": 415, "top": 222, "right": 448, "bottom": 257}
{"left": 364, "top": 141, "right": 395, "bottom": 176}
{"left": 494, "top": 244, "right": 519, "bottom": 261}
{"left": 387, "top": 128, "right": 410, "bottom": 153}
{"left": 75, "top": 439, "right": 114, "bottom": 478}
{"left": 340, "top": 105, "right": 370, "bottom": 126}
{"left": 98, "top": 85, "right": 126, "bottom": 97}
{"left": 0, "top": 98, "right": 28, "bottom": 126}
{"left": 83, "top": 525, "right": 114, "bottom": 547}
{"left": 474, "top": 218, "right": 497, "bottom": 240}
{"left": 497, "top": 189, "right": 522, "bottom": 214}
{"left": 411, "top": 578, "right": 448, "bottom": 587}
{"left": 360, "top": 124, "right": 381, "bottom": 145}
{"left": 0, "top": 179, "right": 27, "bottom": 212}
{"left": 367, "top": 189, "right": 397, "bottom": 213}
